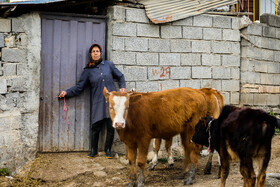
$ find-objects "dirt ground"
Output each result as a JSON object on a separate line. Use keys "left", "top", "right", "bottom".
{"left": 1, "top": 136, "right": 280, "bottom": 187}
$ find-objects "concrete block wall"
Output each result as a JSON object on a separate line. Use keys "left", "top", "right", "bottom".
{"left": 107, "top": 6, "right": 241, "bottom": 105}
{"left": 240, "top": 14, "right": 280, "bottom": 113}
{"left": 0, "top": 13, "right": 41, "bottom": 173}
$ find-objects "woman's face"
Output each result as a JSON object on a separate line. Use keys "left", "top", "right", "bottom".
{"left": 91, "top": 46, "right": 101, "bottom": 61}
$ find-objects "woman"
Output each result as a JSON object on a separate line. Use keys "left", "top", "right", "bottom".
{"left": 58, "top": 43, "right": 127, "bottom": 158}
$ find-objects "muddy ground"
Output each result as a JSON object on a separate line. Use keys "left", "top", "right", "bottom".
{"left": 1, "top": 136, "right": 280, "bottom": 187}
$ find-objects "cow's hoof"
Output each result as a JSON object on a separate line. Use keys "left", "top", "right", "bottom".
{"left": 184, "top": 177, "right": 193, "bottom": 185}
{"left": 168, "top": 163, "right": 174, "bottom": 169}
{"left": 148, "top": 162, "right": 157, "bottom": 170}
{"left": 127, "top": 181, "right": 136, "bottom": 187}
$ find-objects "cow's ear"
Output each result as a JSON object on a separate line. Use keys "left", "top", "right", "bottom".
{"left": 103, "top": 87, "right": 110, "bottom": 101}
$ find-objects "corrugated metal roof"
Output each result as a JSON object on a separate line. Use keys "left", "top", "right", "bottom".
{"left": 0, "top": 0, "right": 66, "bottom": 5}
{"left": 141, "top": 0, "right": 237, "bottom": 24}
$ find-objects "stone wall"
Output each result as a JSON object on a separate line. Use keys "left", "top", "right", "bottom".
{"left": 240, "top": 14, "right": 280, "bottom": 113}
{"left": 0, "top": 12, "right": 41, "bottom": 173}
{"left": 107, "top": 6, "right": 241, "bottom": 105}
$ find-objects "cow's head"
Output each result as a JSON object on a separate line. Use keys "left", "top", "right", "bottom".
{"left": 192, "top": 116, "right": 213, "bottom": 147}
{"left": 103, "top": 87, "right": 132, "bottom": 129}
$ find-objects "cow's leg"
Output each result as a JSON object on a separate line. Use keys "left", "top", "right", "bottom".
{"left": 165, "top": 138, "right": 174, "bottom": 168}
{"left": 137, "top": 140, "right": 151, "bottom": 187}
{"left": 204, "top": 151, "right": 213, "bottom": 174}
{"left": 149, "top": 138, "right": 161, "bottom": 170}
{"left": 219, "top": 149, "right": 230, "bottom": 187}
{"left": 127, "top": 145, "right": 137, "bottom": 187}
{"left": 257, "top": 150, "right": 270, "bottom": 187}
{"left": 240, "top": 157, "right": 256, "bottom": 187}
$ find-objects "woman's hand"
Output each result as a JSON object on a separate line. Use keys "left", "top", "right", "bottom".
{"left": 58, "top": 90, "right": 67, "bottom": 98}
{"left": 120, "top": 88, "right": 127, "bottom": 93}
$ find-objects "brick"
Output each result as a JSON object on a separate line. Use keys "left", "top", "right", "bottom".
{"left": 0, "top": 18, "right": 11, "bottom": 32}
{"left": 125, "top": 38, "right": 148, "bottom": 51}
{"left": 222, "top": 55, "right": 240, "bottom": 67}
{"left": 202, "top": 54, "right": 221, "bottom": 66}
{"left": 203, "top": 28, "right": 222, "bottom": 40}
{"left": 0, "top": 79, "right": 7, "bottom": 94}
{"left": 170, "top": 67, "right": 191, "bottom": 79}
{"left": 126, "top": 8, "right": 149, "bottom": 23}
{"left": 181, "top": 53, "right": 201, "bottom": 66}
{"left": 108, "top": 6, "right": 125, "bottom": 22}
{"left": 221, "top": 80, "right": 240, "bottom": 91}
{"left": 193, "top": 15, "right": 212, "bottom": 27}
{"left": 213, "top": 67, "right": 231, "bottom": 79}
{"left": 148, "top": 66, "right": 170, "bottom": 80}
{"left": 123, "top": 66, "right": 147, "bottom": 81}
{"left": 136, "top": 53, "right": 158, "bottom": 66}
{"left": 183, "top": 27, "right": 202, "bottom": 39}
{"left": 240, "top": 93, "right": 254, "bottom": 105}
{"left": 112, "top": 23, "right": 136, "bottom": 36}
{"left": 223, "top": 29, "right": 240, "bottom": 41}
{"left": 136, "top": 81, "right": 160, "bottom": 92}
{"left": 180, "top": 80, "right": 201, "bottom": 89}
{"left": 137, "top": 24, "right": 159, "bottom": 37}
{"left": 170, "top": 40, "right": 191, "bottom": 52}
{"left": 201, "top": 80, "right": 222, "bottom": 90}
{"left": 172, "top": 17, "right": 192, "bottom": 26}
{"left": 112, "top": 37, "right": 124, "bottom": 50}
{"left": 12, "top": 18, "right": 24, "bottom": 32}
{"left": 3, "top": 63, "right": 16, "bottom": 76}
{"left": 213, "top": 16, "right": 231, "bottom": 28}
{"left": 192, "top": 41, "right": 211, "bottom": 53}
{"left": 231, "top": 92, "right": 240, "bottom": 104}
{"left": 192, "top": 67, "right": 211, "bottom": 78}
{"left": 212, "top": 41, "right": 234, "bottom": 54}
{"left": 253, "top": 94, "right": 267, "bottom": 105}
{"left": 0, "top": 33, "right": 4, "bottom": 48}
{"left": 149, "top": 39, "right": 170, "bottom": 52}
{"left": 110, "top": 51, "right": 136, "bottom": 65}
{"left": 159, "top": 53, "right": 180, "bottom": 66}
{"left": 2, "top": 48, "right": 26, "bottom": 63}
{"left": 161, "top": 25, "right": 182, "bottom": 38}
{"left": 262, "top": 26, "right": 276, "bottom": 38}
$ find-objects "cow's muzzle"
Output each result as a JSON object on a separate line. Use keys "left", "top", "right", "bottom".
{"left": 115, "top": 122, "right": 125, "bottom": 129}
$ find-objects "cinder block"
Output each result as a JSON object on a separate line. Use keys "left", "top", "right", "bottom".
{"left": 12, "top": 18, "right": 24, "bottom": 32}
{"left": 112, "top": 37, "right": 124, "bottom": 50}
{"left": 148, "top": 66, "right": 170, "bottom": 80}
{"left": 202, "top": 54, "right": 221, "bottom": 66}
{"left": 112, "top": 23, "right": 136, "bottom": 36}
{"left": 126, "top": 8, "right": 149, "bottom": 23}
{"left": 149, "top": 39, "right": 170, "bottom": 52}
{"left": 254, "top": 61, "right": 267, "bottom": 73}
{"left": 276, "top": 28, "right": 280, "bottom": 39}
{"left": 240, "top": 93, "right": 254, "bottom": 105}
{"left": 4, "top": 35, "right": 15, "bottom": 48}
{"left": 241, "top": 72, "right": 261, "bottom": 84}
{"left": 2, "top": 48, "right": 26, "bottom": 63}
{"left": 203, "top": 28, "right": 222, "bottom": 40}
{"left": 108, "top": 6, "right": 125, "bottom": 21}
{"left": 223, "top": 29, "right": 240, "bottom": 41}
{"left": 172, "top": 17, "right": 192, "bottom": 26}
{"left": 136, "top": 52, "right": 158, "bottom": 66}
{"left": 0, "top": 33, "right": 4, "bottom": 47}
{"left": 170, "top": 67, "right": 191, "bottom": 79}
{"left": 232, "top": 17, "right": 240, "bottom": 30}
{"left": 262, "top": 26, "right": 276, "bottom": 38}
{"left": 158, "top": 80, "right": 179, "bottom": 90}
{"left": 260, "top": 73, "right": 274, "bottom": 85}
{"left": 125, "top": 38, "right": 148, "bottom": 51}
{"left": 110, "top": 51, "right": 136, "bottom": 65}
{"left": 221, "top": 80, "right": 240, "bottom": 91}
{"left": 10, "top": 76, "right": 28, "bottom": 92}
{"left": 170, "top": 39, "right": 191, "bottom": 52}
{"left": 192, "top": 41, "right": 211, "bottom": 53}
{"left": 123, "top": 66, "right": 147, "bottom": 81}
{"left": 242, "top": 23, "right": 262, "bottom": 36}
{"left": 137, "top": 24, "right": 159, "bottom": 37}
{"left": 193, "top": 15, "right": 212, "bottom": 27}
{"left": 253, "top": 94, "right": 268, "bottom": 105}
{"left": 183, "top": 27, "right": 202, "bottom": 39}
{"left": 212, "top": 41, "right": 233, "bottom": 54}
{"left": 3, "top": 63, "right": 16, "bottom": 76}
{"left": 161, "top": 25, "right": 182, "bottom": 38}
{"left": 17, "top": 64, "right": 27, "bottom": 76}
{"left": 213, "top": 16, "right": 231, "bottom": 28}
{"left": 222, "top": 55, "right": 240, "bottom": 67}
{"left": 231, "top": 92, "right": 240, "bottom": 104}
{"left": 159, "top": 53, "right": 180, "bottom": 66}
{"left": 181, "top": 53, "right": 201, "bottom": 66}
{"left": 231, "top": 67, "right": 240, "bottom": 79}
{"left": 261, "top": 13, "right": 280, "bottom": 28}
{"left": 180, "top": 80, "right": 201, "bottom": 89}
{"left": 274, "top": 74, "right": 280, "bottom": 85}
{"left": 201, "top": 79, "right": 222, "bottom": 90}
{"left": 212, "top": 67, "right": 231, "bottom": 79}
{"left": 0, "top": 18, "right": 11, "bottom": 32}
{"left": 192, "top": 67, "right": 211, "bottom": 79}
{"left": 136, "top": 81, "right": 159, "bottom": 92}
{"left": 0, "top": 79, "right": 7, "bottom": 94}
{"left": 274, "top": 51, "right": 280, "bottom": 62}
{"left": 222, "top": 91, "right": 230, "bottom": 104}
{"left": 267, "top": 94, "right": 280, "bottom": 106}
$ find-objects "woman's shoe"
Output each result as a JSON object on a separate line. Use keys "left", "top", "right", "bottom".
{"left": 87, "top": 149, "right": 98, "bottom": 158}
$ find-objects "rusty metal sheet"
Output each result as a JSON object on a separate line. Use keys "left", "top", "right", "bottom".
{"left": 141, "top": 0, "right": 238, "bottom": 24}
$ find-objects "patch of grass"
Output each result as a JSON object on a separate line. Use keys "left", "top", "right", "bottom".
{"left": 158, "top": 157, "right": 168, "bottom": 164}
{"left": 270, "top": 112, "right": 280, "bottom": 135}
{"left": 0, "top": 168, "right": 10, "bottom": 176}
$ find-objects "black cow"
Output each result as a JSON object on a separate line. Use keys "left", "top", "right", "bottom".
{"left": 192, "top": 105, "right": 280, "bottom": 187}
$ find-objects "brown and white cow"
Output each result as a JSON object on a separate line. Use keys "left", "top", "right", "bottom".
{"left": 103, "top": 87, "right": 208, "bottom": 186}
{"left": 150, "top": 88, "right": 224, "bottom": 177}
{"left": 192, "top": 105, "right": 280, "bottom": 187}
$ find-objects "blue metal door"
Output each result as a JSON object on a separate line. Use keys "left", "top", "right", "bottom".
{"left": 39, "top": 13, "right": 106, "bottom": 152}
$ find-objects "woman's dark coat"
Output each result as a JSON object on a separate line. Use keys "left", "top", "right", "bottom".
{"left": 66, "top": 60, "right": 126, "bottom": 124}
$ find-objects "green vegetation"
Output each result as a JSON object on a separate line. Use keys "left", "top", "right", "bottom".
{"left": 270, "top": 112, "right": 280, "bottom": 135}
{"left": 0, "top": 168, "right": 10, "bottom": 176}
